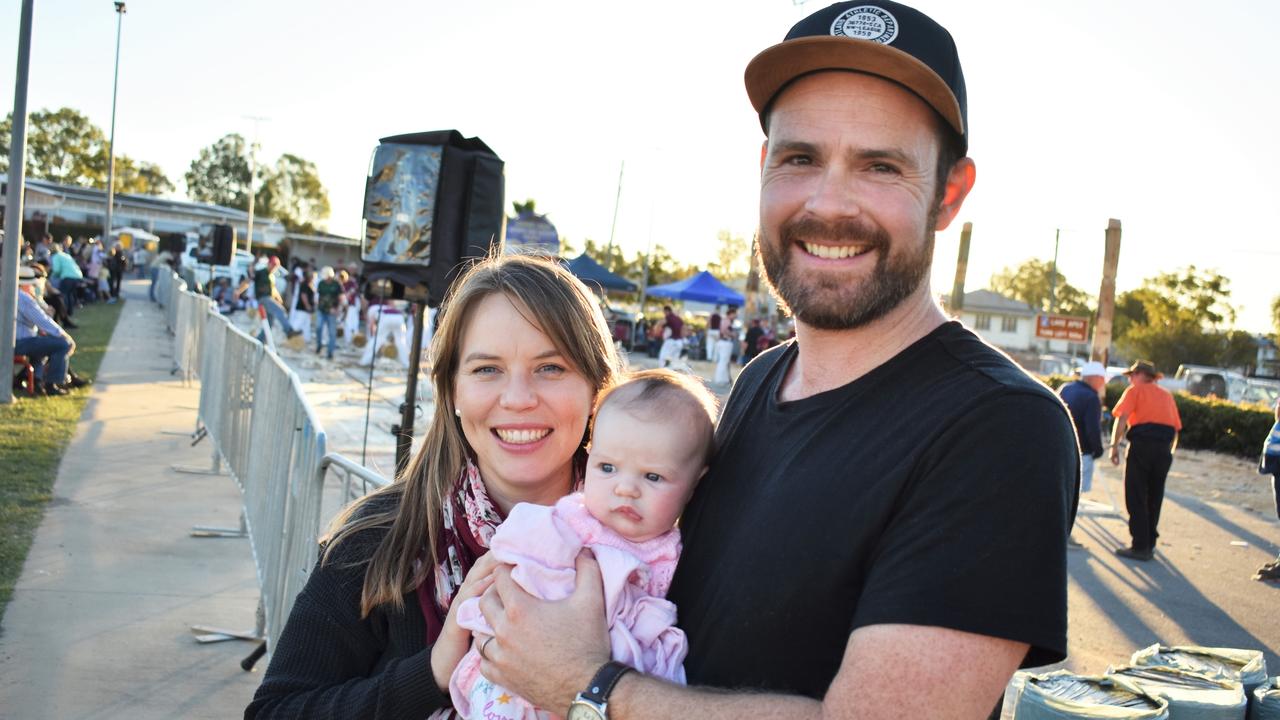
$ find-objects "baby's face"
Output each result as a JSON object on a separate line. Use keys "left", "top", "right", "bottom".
{"left": 583, "top": 405, "right": 706, "bottom": 542}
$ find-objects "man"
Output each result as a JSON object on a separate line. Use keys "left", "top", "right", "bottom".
{"left": 741, "top": 317, "right": 764, "bottom": 365}
{"left": 34, "top": 232, "right": 53, "bottom": 264}
{"left": 706, "top": 305, "right": 722, "bottom": 359}
{"left": 476, "top": 3, "right": 1077, "bottom": 719}
{"left": 1060, "top": 361, "right": 1107, "bottom": 494}
{"left": 1109, "top": 360, "right": 1181, "bottom": 562}
{"left": 14, "top": 266, "right": 76, "bottom": 396}
{"left": 252, "top": 256, "right": 300, "bottom": 338}
{"left": 657, "top": 305, "right": 684, "bottom": 367}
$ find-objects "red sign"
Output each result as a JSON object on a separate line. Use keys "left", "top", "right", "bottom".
{"left": 1035, "top": 314, "right": 1089, "bottom": 342}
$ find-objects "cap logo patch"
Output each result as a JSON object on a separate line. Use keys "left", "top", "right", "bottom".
{"left": 830, "top": 5, "right": 899, "bottom": 44}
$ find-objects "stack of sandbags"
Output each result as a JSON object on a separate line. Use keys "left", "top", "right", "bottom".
{"left": 1251, "top": 677, "right": 1280, "bottom": 720}
{"left": 1131, "top": 645, "right": 1268, "bottom": 698}
{"left": 1108, "top": 665, "right": 1246, "bottom": 719}
{"left": 1004, "top": 670, "right": 1169, "bottom": 719}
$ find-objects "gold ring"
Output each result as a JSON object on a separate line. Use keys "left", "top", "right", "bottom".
{"left": 480, "top": 636, "right": 495, "bottom": 660}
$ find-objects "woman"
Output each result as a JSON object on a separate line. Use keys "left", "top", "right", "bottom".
{"left": 246, "top": 254, "right": 621, "bottom": 718}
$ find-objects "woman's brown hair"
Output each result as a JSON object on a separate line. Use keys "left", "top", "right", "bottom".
{"left": 322, "top": 253, "right": 621, "bottom": 616}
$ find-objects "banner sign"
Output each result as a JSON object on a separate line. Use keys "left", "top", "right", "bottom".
{"left": 505, "top": 211, "right": 559, "bottom": 254}
{"left": 1035, "top": 313, "right": 1089, "bottom": 342}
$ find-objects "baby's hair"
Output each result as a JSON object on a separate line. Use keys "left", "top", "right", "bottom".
{"left": 591, "top": 368, "right": 719, "bottom": 465}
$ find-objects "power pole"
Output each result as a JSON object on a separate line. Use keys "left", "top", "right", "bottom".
{"left": 103, "top": 2, "right": 126, "bottom": 242}
{"left": 949, "top": 221, "right": 972, "bottom": 313}
{"left": 1091, "top": 219, "right": 1122, "bottom": 365}
{"left": 243, "top": 115, "right": 268, "bottom": 255}
{"left": 605, "top": 161, "right": 624, "bottom": 269}
{"left": 2, "top": 0, "right": 35, "bottom": 405}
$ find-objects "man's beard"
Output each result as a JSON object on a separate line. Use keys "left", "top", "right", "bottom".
{"left": 757, "top": 214, "right": 935, "bottom": 331}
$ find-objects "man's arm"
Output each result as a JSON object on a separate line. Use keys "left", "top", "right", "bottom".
{"left": 1109, "top": 415, "right": 1129, "bottom": 466}
{"left": 479, "top": 556, "right": 1027, "bottom": 720}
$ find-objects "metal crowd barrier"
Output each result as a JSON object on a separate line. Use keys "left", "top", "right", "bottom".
{"left": 160, "top": 278, "right": 392, "bottom": 669}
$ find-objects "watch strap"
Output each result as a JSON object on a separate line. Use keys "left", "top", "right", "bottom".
{"left": 580, "top": 660, "right": 633, "bottom": 706}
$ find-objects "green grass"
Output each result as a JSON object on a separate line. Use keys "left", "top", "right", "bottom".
{"left": 0, "top": 299, "right": 124, "bottom": 624}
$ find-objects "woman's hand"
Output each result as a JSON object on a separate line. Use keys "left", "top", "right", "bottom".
{"left": 430, "top": 551, "right": 500, "bottom": 692}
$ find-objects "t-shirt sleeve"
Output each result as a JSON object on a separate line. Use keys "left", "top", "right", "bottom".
{"left": 1113, "top": 386, "right": 1135, "bottom": 419}
{"left": 850, "top": 392, "right": 1077, "bottom": 667}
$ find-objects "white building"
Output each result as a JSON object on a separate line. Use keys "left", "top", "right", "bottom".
{"left": 945, "top": 289, "right": 1090, "bottom": 358}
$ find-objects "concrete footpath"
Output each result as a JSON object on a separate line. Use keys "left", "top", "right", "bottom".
{"left": 0, "top": 279, "right": 1276, "bottom": 718}
{"left": 0, "top": 281, "right": 261, "bottom": 719}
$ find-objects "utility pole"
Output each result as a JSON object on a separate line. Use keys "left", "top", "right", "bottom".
{"left": 1049, "top": 228, "right": 1061, "bottom": 314}
{"left": 1091, "top": 219, "right": 1122, "bottom": 365}
{"left": 949, "top": 222, "right": 972, "bottom": 313}
{"left": 243, "top": 116, "right": 268, "bottom": 255}
{"left": 2, "top": 0, "right": 35, "bottom": 405}
{"left": 103, "top": 2, "right": 126, "bottom": 242}
{"left": 605, "top": 161, "right": 624, "bottom": 269}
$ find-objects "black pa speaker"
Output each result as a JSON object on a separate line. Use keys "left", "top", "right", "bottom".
{"left": 211, "top": 224, "right": 235, "bottom": 266}
{"left": 360, "top": 130, "right": 505, "bottom": 306}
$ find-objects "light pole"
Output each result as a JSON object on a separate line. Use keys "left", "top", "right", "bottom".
{"left": 243, "top": 116, "right": 268, "bottom": 255}
{"left": 2, "top": 0, "right": 35, "bottom": 406}
{"left": 103, "top": 1, "right": 126, "bottom": 242}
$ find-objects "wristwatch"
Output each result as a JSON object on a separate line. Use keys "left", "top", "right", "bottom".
{"left": 566, "top": 661, "right": 633, "bottom": 720}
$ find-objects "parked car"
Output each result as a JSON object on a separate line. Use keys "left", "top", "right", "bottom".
{"left": 1157, "top": 363, "right": 1276, "bottom": 405}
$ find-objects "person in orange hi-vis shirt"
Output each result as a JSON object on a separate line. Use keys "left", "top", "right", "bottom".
{"left": 1109, "top": 360, "right": 1182, "bottom": 561}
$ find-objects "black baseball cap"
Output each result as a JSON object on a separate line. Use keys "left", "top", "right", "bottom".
{"left": 745, "top": 1, "right": 967, "bottom": 149}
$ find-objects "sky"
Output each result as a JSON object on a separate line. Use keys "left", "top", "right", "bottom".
{"left": 3, "top": 0, "right": 1278, "bottom": 333}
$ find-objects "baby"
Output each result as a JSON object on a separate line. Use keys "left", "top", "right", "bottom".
{"left": 449, "top": 368, "right": 719, "bottom": 719}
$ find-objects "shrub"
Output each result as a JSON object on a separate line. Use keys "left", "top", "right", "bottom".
{"left": 1040, "top": 374, "right": 1272, "bottom": 460}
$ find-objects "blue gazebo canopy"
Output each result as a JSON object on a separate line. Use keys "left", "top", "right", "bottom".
{"left": 645, "top": 270, "right": 744, "bottom": 306}
{"left": 564, "top": 253, "right": 637, "bottom": 293}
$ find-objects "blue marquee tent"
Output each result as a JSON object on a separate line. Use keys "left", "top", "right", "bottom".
{"left": 564, "top": 253, "right": 638, "bottom": 293}
{"left": 645, "top": 270, "right": 744, "bottom": 306}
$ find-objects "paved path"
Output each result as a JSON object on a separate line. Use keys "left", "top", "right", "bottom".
{"left": 0, "top": 280, "right": 260, "bottom": 719}
{"left": 0, "top": 282, "right": 1275, "bottom": 718}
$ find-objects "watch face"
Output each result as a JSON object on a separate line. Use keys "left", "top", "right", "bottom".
{"left": 566, "top": 699, "right": 605, "bottom": 720}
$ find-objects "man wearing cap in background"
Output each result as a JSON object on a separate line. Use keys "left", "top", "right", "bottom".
{"left": 13, "top": 266, "right": 76, "bottom": 396}
{"left": 1109, "top": 360, "right": 1182, "bottom": 562}
{"left": 1061, "top": 361, "right": 1108, "bottom": 496}
{"left": 475, "top": 3, "right": 1077, "bottom": 719}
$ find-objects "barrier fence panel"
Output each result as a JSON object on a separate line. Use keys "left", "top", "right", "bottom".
{"left": 165, "top": 278, "right": 395, "bottom": 667}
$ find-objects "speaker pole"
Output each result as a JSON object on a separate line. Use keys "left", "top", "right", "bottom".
{"left": 395, "top": 300, "right": 427, "bottom": 474}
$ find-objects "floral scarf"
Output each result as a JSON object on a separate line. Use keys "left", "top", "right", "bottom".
{"left": 417, "top": 457, "right": 504, "bottom": 647}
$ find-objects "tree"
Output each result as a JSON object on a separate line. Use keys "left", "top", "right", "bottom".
{"left": 1271, "top": 294, "right": 1280, "bottom": 341}
{"left": 1116, "top": 266, "right": 1245, "bottom": 372}
{"left": 706, "top": 230, "right": 750, "bottom": 281}
{"left": 258, "top": 153, "right": 330, "bottom": 233}
{"left": 0, "top": 107, "right": 108, "bottom": 187}
{"left": 989, "top": 258, "right": 1094, "bottom": 316}
{"left": 185, "top": 133, "right": 253, "bottom": 209}
{"left": 113, "top": 156, "right": 175, "bottom": 196}
{"left": 185, "top": 135, "right": 330, "bottom": 232}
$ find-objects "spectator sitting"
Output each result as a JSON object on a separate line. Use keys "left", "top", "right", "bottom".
{"left": 31, "top": 263, "right": 77, "bottom": 329}
{"left": 14, "top": 265, "right": 88, "bottom": 396}
{"left": 49, "top": 241, "right": 89, "bottom": 311}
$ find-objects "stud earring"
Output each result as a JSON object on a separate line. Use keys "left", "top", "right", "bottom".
{"left": 455, "top": 408, "right": 461, "bottom": 418}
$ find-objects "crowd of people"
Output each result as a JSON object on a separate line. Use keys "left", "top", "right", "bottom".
{"left": 7, "top": 232, "right": 110, "bottom": 397}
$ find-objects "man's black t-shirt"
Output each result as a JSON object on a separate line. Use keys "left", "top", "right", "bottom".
{"left": 668, "top": 321, "right": 1077, "bottom": 698}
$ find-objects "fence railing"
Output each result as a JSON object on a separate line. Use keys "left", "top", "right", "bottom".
{"left": 155, "top": 270, "right": 391, "bottom": 668}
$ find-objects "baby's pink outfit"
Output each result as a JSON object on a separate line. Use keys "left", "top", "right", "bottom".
{"left": 449, "top": 493, "right": 686, "bottom": 719}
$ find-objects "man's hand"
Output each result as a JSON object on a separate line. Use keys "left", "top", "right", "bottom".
{"left": 478, "top": 549, "right": 611, "bottom": 714}
{"left": 1109, "top": 446, "right": 1121, "bottom": 466}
